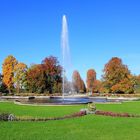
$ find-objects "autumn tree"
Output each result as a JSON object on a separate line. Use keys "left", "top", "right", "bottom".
{"left": 102, "top": 57, "right": 135, "bottom": 93}
{"left": 13, "top": 62, "right": 28, "bottom": 93}
{"left": 27, "top": 64, "right": 46, "bottom": 93}
{"left": 0, "top": 73, "right": 8, "bottom": 93}
{"left": 0, "top": 73, "right": 2, "bottom": 86}
{"left": 80, "top": 79, "right": 86, "bottom": 93}
{"left": 72, "top": 70, "right": 85, "bottom": 93}
{"left": 27, "top": 56, "right": 62, "bottom": 94}
{"left": 2, "top": 55, "right": 18, "bottom": 93}
{"left": 42, "top": 56, "right": 62, "bottom": 93}
{"left": 92, "top": 80, "right": 102, "bottom": 93}
{"left": 133, "top": 75, "right": 140, "bottom": 93}
{"left": 86, "top": 69, "right": 96, "bottom": 92}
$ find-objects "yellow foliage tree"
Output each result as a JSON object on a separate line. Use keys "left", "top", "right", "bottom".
{"left": 13, "top": 62, "right": 27, "bottom": 93}
{"left": 2, "top": 55, "right": 18, "bottom": 93}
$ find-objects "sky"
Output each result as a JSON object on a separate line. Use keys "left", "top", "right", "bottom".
{"left": 0, "top": 0, "right": 140, "bottom": 82}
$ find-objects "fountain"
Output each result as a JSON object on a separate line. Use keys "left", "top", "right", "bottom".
{"left": 14, "top": 15, "right": 118, "bottom": 105}
{"left": 61, "top": 15, "right": 69, "bottom": 98}
{"left": 48, "top": 15, "right": 92, "bottom": 104}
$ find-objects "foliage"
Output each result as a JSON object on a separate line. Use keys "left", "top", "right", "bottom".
{"left": 86, "top": 69, "right": 96, "bottom": 92}
{"left": 72, "top": 70, "right": 86, "bottom": 93}
{"left": 0, "top": 73, "right": 2, "bottom": 85}
{"left": 0, "top": 113, "right": 10, "bottom": 121}
{"left": 27, "top": 64, "right": 46, "bottom": 93}
{"left": 134, "top": 75, "right": 140, "bottom": 93}
{"left": 42, "top": 56, "right": 62, "bottom": 93}
{"left": 27, "top": 56, "right": 62, "bottom": 93}
{"left": 0, "top": 113, "right": 16, "bottom": 121}
{"left": 13, "top": 62, "right": 28, "bottom": 93}
{"left": 2, "top": 55, "right": 18, "bottom": 93}
{"left": 102, "top": 57, "right": 135, "bottom": 93}
{"left": 80, "top": 79, "right": 86, "bottom": 93}
{"left": 0, "top": 74, "right": 8, "bottom": 93}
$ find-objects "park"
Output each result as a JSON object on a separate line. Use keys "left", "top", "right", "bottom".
{"left": 0, "top": 0, "right": 140, "bottom": 140}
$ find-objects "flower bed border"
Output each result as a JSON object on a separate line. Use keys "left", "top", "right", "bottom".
{"left": 95, "top": 110, "right": 140, "bottom": 118}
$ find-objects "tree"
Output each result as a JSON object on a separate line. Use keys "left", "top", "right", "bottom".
{"left": 92, "top": 80, "right": 102, "bottom": 93}
{"left": 86, "top": 69, "right": 96, "bottom": 92}
{"left": 42, "top": 56, "right": 62, "bottom": 93}
{"left": 0, "top": 73, "right": 2, "bottom": 86}
{"left": 102, "top": 57, "right": 135, "bottom": 93}
{"left": 13, "top": 62, "right": 28, "bottom": 93}
{"left": 72, "top": 70, "right": 85, "bottom": 93}
{"left": 2, "top": 55, "right": 18, "bottom": 93}
{"left": 131, "top": 75, "right": 140, "bottom": 93}
{"left": 0, "top": 73, "right": 8, "bottom": 93}
{"left": 27, "top": 56, "right": 62, "bottom": 94}
{"left": 27, "top": 64, "right": 46, "bottom": 93}
{"left": 80, "top": 79, "right": 86, "bottom": 93}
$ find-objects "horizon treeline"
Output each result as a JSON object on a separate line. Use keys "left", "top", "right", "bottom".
{"left": 0, "top": 55, "right": 140, "bottom": 95}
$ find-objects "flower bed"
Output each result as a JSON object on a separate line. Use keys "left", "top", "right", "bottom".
{"left": 95, "top": 110, "right": 139, "bottom": 117}
{"left": 0, "top": 111, "right": 86, "bottom": 122}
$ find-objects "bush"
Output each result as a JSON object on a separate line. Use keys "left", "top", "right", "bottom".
{"left": 0, "top": 113, "right": 10, "bottom": 121}
{"left": 0, "top": 113, "right": 16, "bottom": 121}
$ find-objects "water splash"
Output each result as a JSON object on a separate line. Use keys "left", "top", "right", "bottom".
{"left": 61, "top": 15, "right": 72, "bottom": 98}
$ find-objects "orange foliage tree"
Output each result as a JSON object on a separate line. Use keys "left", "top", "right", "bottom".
{"left": 102, "top": 57, "right": 135, "bottom": 93}
{"left": 2, "top": 55, "right": 18, "bottom": 93}
{"left": 27, "top": 56, "right": 62, "bottom": 94}
{"left": 92, "top": 80, "right": 102, "bottom": 93}
{"left": 27, "top": 64, "right": 46, "bottom": 93}
{"left": 86, "top": 69, "right": 96, "bottom": 92}
{"left": 72, "top": 70, "right": 86, "bottom": 93}
{"left": 42, "top": 56, "right": 62, "bottom": 93}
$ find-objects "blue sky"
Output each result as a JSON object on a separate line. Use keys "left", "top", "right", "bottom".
{"left": 0, "top": 0, "right": 140, "bottom": 81}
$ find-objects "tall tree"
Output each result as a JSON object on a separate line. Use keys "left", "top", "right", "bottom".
{"left": 86, "top": 69, "right": 96, "bottom": 92}
{"left": 92, "top": 80, "right": 102, "bottom": 93}
{"left": 80, "top": 79, "right": 86, "bottom": 93}
{"left": 2, "top": 55, "right": 18, "bottom": 93}
{"left": 130, "top": 75, "right": 140, "bottom": 93}
{"left": 27, "top": 56, "right": 62, "bottom": 94}
{"left": 42, "top": 56, "right": 62, "bottom": 93}
{"left": 13, "top": 62, "right": 28, "bottom": 93}
{"left": 0, "top": 73, "right": 8, "bottom": 93}
{"left": 72, "top": 70, "right": 85, "bottom": 93}
{"left": 0, "top": 73, "right": 2, "bottom": 86}
{"left": 102, "top": 57, "right": 135, "bottom": 93}
{"left": 27, "top": 64, "right": 46, "bottom": 93}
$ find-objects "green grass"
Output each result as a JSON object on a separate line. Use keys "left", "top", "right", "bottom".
{"left": 0, "top": 102, "right": 84, "bottom": 118}
{"left": 0, "top": 101, "right": 140, "bottom": 140}
{"left": 96, "top": 101, "right": 140, "bottom": 115}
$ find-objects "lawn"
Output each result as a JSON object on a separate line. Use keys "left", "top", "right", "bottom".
{"left": 0, "top": 101, "right": 140, "bottom": 140}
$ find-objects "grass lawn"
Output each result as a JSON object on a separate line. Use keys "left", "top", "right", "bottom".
{"left": 0, "top": 101, "right": 140, "bottom": 140}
